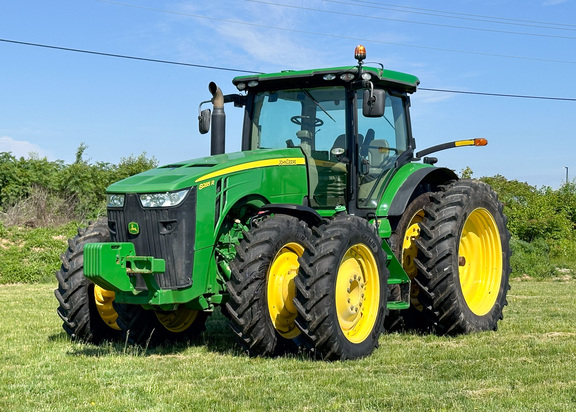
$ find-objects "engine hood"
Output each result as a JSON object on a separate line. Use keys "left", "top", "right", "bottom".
{"left": 107, "top": 148, "right": 306, "bottom": 193}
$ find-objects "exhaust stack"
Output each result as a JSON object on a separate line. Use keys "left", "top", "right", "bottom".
{"left": 209, "top": 82, "right": 225, "bottom": 156}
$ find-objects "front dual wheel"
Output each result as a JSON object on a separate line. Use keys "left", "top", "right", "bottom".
{"left": 294, "top": 214, "right": 388, "bottom": 360}
{"left": 225, "top": 215, "right": 312, "bottom": 356}
{"left": 226, "top": 214, "right": 388, "bottom": 360}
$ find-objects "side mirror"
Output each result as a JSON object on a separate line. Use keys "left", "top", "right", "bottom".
{"left": 198, "top": 109, "right": 211, "bottom": 134}
{"left": 363, "top": 89, "right": 386, "bottom": 118}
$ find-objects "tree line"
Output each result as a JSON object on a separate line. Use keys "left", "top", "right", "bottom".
{"left": 1, "top": 150, "right": 574, "bottom": 278}
{"left": 0, "top": 144, "right": 157, "bottom": 226}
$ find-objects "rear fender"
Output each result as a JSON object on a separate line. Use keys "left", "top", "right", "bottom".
{"left": 387, "top": 167, "right": 458, "bottom": 217}
{"left": 376, "top": 165, "right": 457, "bottom": 238}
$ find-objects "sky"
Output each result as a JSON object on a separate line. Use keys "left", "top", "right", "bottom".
{"left": 1, "top": 0, "right": 575, "bottom": 188}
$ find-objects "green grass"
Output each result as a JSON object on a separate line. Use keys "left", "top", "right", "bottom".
{"left": 1, "top": 281, "right": 575, "bottom": 411}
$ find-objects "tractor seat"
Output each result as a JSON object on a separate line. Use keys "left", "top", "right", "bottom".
{"left": 367, "top": 139, "right": 390, "bottom": 173}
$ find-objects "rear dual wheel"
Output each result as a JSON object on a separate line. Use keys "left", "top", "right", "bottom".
{"left": 394, "top": 180, "right": 511, "bottom": 334}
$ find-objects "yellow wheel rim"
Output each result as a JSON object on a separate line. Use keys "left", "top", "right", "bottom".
{"left": 401, "top": 210, "right": 424, "bottom": 279}
{"left": 267, "top": 242, "right": 304, "bottom": 339}
{"left": 401, "top": 210, "right": 424, "bottom": 309}
{"left": 335, "top": 244, "right": 380, "bottom": 344}
{"left": 458, "top": 208, "right": 503, "bottom": 316}
{"left": 93, "top": 285, "right": 121, "bottom": 330}
{"left": 155, "top": 306, "right": 199, "bottom": 333}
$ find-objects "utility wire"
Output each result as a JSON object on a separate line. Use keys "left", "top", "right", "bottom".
{"left": 344, "top": 0, "right": 576, "bottom": 30}
{"left": 419, "top": 88, "right": 576, "bottom": 102}
{"left": 2, "top": 37, "right": 575, "bottom": 102}
{"left": 0, "top": 38, "right": 256, "bottom": 74}
{"left": 241, "top": 0, "right": 576, "bottom": 40}
{"left": 93, "top": 0, "right": 576, "bottom": 65}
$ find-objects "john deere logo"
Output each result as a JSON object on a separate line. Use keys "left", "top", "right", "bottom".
{"left": 128, "top": 222, "right": 140, "bottom": 235}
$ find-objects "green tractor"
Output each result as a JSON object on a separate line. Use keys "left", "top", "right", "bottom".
{"left": 55, "top": 46, "right": 511, "bottom": 360}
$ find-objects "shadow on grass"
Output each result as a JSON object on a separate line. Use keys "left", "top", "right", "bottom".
{"left": 50, "top": 308, "right": 242, "bottom": 358}
{"left": 51, "top": 309, "right": 436, "bottom": 360}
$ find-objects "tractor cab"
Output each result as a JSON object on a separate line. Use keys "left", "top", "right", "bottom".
{"left": 230, "top": 47, "right": 419, "bottom": 215}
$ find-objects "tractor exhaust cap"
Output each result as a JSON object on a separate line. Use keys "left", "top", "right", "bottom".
{"left": 209, "top": 82, "right": 225, "bottom": 155}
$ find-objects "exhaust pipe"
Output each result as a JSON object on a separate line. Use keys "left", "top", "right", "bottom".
{"left": 209, "top": 82, "right": 225, "bottom": 156}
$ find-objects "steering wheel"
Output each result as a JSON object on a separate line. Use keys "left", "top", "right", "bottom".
{"left": 290, "top": 115, "right": 324, "bottom": 127}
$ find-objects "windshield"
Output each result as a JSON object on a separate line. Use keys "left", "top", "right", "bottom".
{"left": 251, "top": 87, "right": 348, "bottom": 208}
{"left": 248, "top": 86, "right": 410, "bottom": 210}
{"left": 250, "top": 86, "right": 346, "bottom": 152}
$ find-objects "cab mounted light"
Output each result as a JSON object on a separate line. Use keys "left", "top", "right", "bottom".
{"left": 415, "top": 138, "right": 489, "bottom": 160}
{"left": 340, "top": 73, "right": 355, "bottom": 82}
{"left": 354, "top": 44, "right": 366, "bottom": 63}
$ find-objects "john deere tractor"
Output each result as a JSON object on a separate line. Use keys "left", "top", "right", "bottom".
{"left": 55, "top": 46, "right": 510, "bottom": 360}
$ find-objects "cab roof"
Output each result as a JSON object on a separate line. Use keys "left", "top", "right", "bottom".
{"left": 232, "top": 65, "right": 420, "bottom": 94}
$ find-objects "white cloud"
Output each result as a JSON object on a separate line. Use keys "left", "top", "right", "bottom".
{"left": 0, "top": 136, "right": 49, "bottom": 159}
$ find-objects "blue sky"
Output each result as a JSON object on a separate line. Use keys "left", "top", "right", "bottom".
{"left": 1, "top": 0, "right": 575, "bottom": 188}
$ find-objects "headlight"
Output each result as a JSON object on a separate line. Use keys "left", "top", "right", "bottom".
{"left": 139, "top": 189, "right": 189, "bottom": 208}
{"left": 107, "top": 194, "right": 125, "bottom": 208}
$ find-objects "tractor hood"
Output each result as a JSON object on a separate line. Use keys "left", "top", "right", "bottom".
{"left": 106, "top": 148, "right": 306, "bottom": 193}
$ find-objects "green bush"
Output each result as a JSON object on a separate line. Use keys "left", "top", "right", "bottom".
{"left": 0, "top": 144, "right": 157, "bottom": 224}
{"left": 509, "top": 238, "right": 557, "bottom": 279}
{"left": 0, "top": 223, "right": 77, "bottom": 284}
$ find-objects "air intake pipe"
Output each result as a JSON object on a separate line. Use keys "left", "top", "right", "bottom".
{"left": 209, "top": 82, "right": 225, "bottom": 155}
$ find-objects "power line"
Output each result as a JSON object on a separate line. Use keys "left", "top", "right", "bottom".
{"left": 419, "top": 88, "right": 576, "bottom": 102}
{"left": 0, "top": 38, "right": 256, "bottom": 74}
{"left": 93, "top": 0, "right": 576, "bottom": 65}
{"left": 1, "top": 37, "right": 575, "bottom": 102}
{"left": 344, "top": 0, "right": 576, "bottom": 30}
{"left": 241, "top": 0, "right": 576, "bottom": 40}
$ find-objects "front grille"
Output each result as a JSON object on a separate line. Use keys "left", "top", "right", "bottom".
{"left": 107, "top": 187, "right": 197, "bottom": 291}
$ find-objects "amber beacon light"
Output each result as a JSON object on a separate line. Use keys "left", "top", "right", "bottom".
{"left": 354, "top": 45, "right": 366, "bottom": 63}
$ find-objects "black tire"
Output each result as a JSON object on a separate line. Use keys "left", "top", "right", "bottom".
{"left": 115, "top": 303, "right": 209, "bottom": 347}
{"left": 225, "top": 215, "right": 312, "bottom": 357}
{"left": 413, "top": 180, "right": 511, "bottom": 334}
{"left": 294, "top": 214, "right": 388, "bottom": 360}
{"left": 54, "top": 218, "right": 122, "bottom": 343}
{"left": 386, "top": 192, "right": 434, "bottom": 332}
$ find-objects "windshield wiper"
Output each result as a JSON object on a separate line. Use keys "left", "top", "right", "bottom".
{"left": 303, "top": 90, "right": 336, "bottom": 122}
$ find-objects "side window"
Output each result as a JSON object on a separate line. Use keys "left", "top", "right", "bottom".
{"left": 357, "top": 92, "right": 408, "bottom": 155}
{"left": 357, "top": 91, "right": 409, "bottom": 209}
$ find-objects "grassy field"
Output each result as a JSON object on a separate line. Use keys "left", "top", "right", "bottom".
{"left": 1, "top": 280, "right": 575, "bottom": 412}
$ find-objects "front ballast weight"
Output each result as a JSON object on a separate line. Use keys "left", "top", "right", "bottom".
{"left": 83, "top": 242, "right": 167, "bottom": 301}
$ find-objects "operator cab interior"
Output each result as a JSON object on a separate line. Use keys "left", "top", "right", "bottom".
{"left": 249, "top": 84, "right": 410, "bottom": 210}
